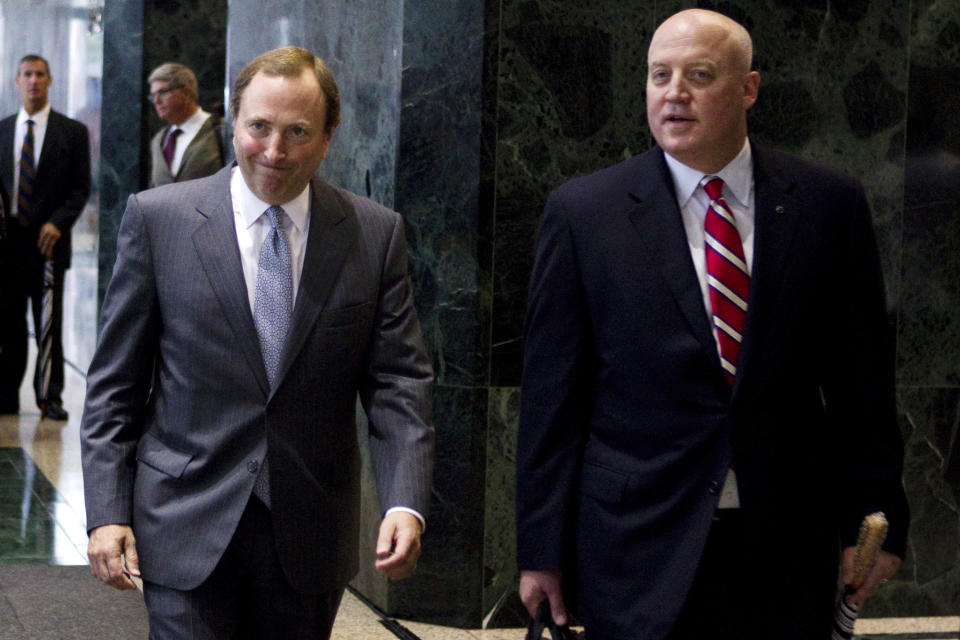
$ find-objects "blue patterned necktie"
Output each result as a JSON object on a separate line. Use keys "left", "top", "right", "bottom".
{"left": 254, "top": 205, "right": 293, "bottom": 385}
{"left": 251, "top": 205, "right": 292, "bottom": 507}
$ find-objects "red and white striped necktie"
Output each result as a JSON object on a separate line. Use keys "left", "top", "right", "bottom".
{"left": 702, "top": 176, "right": 749, "bottom": 386}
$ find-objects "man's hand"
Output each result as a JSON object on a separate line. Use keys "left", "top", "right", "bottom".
{"left": 519, "top": 569, "right": 568, "bottom": 626}
{"left": 374, "top": 511, "right": 422, "bottom": 580}
{"left": 37, "top": 222, "right": 61, "bottom": 259}
{"left": 841, "top": 547, "right": 901, "bottom": 606}
{"left": 87, "top": 524, "right": 140, "bottom": 590}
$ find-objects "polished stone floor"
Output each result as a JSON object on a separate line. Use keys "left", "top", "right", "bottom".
{"left": 0, "top": 224, "right": 957, "bottom": 639}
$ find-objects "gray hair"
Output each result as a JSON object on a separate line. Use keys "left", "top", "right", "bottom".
{"left": 147, "top": 62, "right": 199, "bottom": 103}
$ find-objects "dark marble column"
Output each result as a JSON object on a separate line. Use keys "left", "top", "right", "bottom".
{"left": 866, "top": 0, "right": 960, "bottom": 617}
{"left": 98, "top": 0, "right": 144, "bottom": 307}
{"left": 98, "top": 0, "right": 227, "bottom": 307}
{"left": 226, "top": 0, "right": 403, "bottom": 205}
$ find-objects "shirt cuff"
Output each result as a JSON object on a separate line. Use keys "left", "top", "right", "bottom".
{"left": 385, "top": 506, "right": 426, "bottom": 533}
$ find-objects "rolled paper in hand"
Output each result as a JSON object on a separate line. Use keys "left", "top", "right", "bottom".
{"left": 830, "top": 512, "right": 888, "bottom": 640}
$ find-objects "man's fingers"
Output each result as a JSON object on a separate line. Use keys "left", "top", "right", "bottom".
{"left": 519, "top": 570, "right": 567, "bottom": 625}
{"left": 374, "top": 513, "right": 422, "bottom": 580}
{"left": 846, "top": 550, "right": 901, "bottom": 606}
{"left": 87, "top": 524, "right": 139, "bottom": 590}
{"left": 375, "top": 529, "right": 420, "bottom": 579}
{"left": 375, "top": 519, "right": 396, "bottom": 559}
{"left": 124, "top": 544, "right": 141, "bottom": 577}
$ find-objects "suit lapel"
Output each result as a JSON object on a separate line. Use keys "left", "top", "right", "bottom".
{"left": 0, "top": 117, "right": 13, "bottom": 197}
{"left": 192, "top": 167, "right": 271, "bottom": 396}
{"left": 36, "top": 112, "right": 62, "bottom": 176}
{"left": 733, "top": 145, "right": 801, "bottom": 394}
{"left": 176, "top": 118, "right": 212, "bottom": 179}
{"left": 627, "top": 150, "right": 719, "bottom": 364}
{"left": 272, "top": 178, "right": 355, "bottom": 388}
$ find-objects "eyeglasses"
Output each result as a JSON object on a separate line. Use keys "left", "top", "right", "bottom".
{"left": 149, "top": 87, "right": 179, "bottom": 102}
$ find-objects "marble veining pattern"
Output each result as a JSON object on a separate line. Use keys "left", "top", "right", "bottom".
{"left": 227, "top": 0, "right": 402, "bottom": 207}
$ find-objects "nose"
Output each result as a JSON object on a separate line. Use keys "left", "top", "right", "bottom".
{"left": 262, "top": 132, "right": 287, "bottom": 161}
{"left": 664, "top": 76, "right": 689, "bottom": 103}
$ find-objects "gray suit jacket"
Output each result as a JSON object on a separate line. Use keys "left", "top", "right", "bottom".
{"left": 81, "top": 165, "right": 434, "bottom": 594}
{"left": 149, "top": 116, "right": 225, "bottom": 187}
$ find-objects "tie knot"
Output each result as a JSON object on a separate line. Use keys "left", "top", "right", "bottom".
{"left": 701, "top": 176, "right": 724, "bottom": 201}
{"left": 169, "top": 127, "right": 181, "bottom": 138}
{"left": 265, "top": 205, "right": 287, "bottom": 230}
{"left": 26, "top": 119, "right": 35, "bottom": 129}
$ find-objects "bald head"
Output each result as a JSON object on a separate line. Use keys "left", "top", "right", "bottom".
{"left": 645, "top": 9, "right": 760, "bottom": 173}
{"left": 650, "top": 10, "right": 754, "bottom": 75}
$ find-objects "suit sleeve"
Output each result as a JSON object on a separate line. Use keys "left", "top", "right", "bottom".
{"left": 80, "top": 194, "right": 159, "bottom": 531}
{"left": 359, "top": 212, "right": 435, "bottom": 518}
{"left": 822, "top": 181, "right": 909, "bottom": 557}
{"left": 516, "top": 190, "right": 591, "bottom": 570}
{"left": 49, "top": 119, "right": 90, "bottom": 232}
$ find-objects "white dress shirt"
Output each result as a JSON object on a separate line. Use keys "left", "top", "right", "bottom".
{"left": 663, "top": 138, "right": 755, "bottom": 509}
{"left": 228, "top": 167, "right": 425, "bottom": 529}
{"left": 11, "top": 103, "right": 51, "bottom": 217}
{"left": 168, "top": 108, "right": 212, "bottom": 176}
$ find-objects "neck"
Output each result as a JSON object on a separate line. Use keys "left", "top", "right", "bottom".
{"left": 23, "top": 101, "right": 47, "bottom": 116}
{"left": 169, "top": 105, "right": 199, "bottom": 126}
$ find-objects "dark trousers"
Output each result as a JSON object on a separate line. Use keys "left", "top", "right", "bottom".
{"left": 143, "top": 495, "right": 345, "bottom": 640}
{"left": 0, "top": 223, "right": 65, "bottom": 410}
{"left": 586, "top": 510, "right": 835, "bottom": 640}
{"left": 664, "top": 509, "right": 750, "bottom": 640}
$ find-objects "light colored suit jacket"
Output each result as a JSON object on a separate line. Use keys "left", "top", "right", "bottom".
{"left": 81, "top": 166, "right": 434, "bottom": 594}
{"left": 149, "top": 116, "right": 225, "bottom": 187}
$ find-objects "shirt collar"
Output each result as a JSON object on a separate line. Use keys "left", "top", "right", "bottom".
{"left": 17, "top": 103, "right": 51, "bottom": 128}
{"left": 663, "top": 138, "right": 753, "bottom": 209}
{"left": 232, "top": 165, "right": 310, "bottom": 233}
{"left": 173, "top": 107, "right": 210, "bottom": 137}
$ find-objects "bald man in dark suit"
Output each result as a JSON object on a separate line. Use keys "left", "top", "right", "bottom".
{"left": 517, "top": 10, "right": 908, "bottom": 640}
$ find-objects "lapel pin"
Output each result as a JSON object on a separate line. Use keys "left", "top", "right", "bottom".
{"left": 775, "top": 205, "right": 785, "bottom": 214}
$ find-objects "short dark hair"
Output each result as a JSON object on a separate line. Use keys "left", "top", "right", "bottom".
{"left": 230, "top": 46, "right": 340, "bottom": 135}
{"left": 18, "top": 54, "right": 50, "bottom": 77}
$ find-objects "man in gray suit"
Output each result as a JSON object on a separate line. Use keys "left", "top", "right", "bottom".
{"left": 82, "top": 46, "right": 434, "bottom": 639}
{"left": 148, "top": 62, "right": 225, "bottom": 187}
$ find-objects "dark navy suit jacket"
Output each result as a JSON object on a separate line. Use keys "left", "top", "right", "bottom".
{"left": 0, "top": 110, "right": 90, "bottom": 269}
{"left": 517, "top": 145, "right": 908, "bottom": 640}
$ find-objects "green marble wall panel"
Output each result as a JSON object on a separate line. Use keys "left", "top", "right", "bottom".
{"left": 99, "top": 0, "right": 144, "bottom": 310}
{"left": 142, "top": 0, "right": 228, "bottom": 187}
{"left": 226, "top": 0, "right": 403, "bottom": 208}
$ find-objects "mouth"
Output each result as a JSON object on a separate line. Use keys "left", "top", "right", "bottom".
{"left": 664, "top": 114, "right": 695, "bottom": 124}
{"left": 256, "top": 162, "right": 292, "bottom": 174}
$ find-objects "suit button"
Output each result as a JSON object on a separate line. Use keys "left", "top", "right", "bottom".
{"left": 709, "top": 480, "right": 720, "bottom": 495}
{"left": 247, "top": 460, "right": 259, "bottom": 474}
